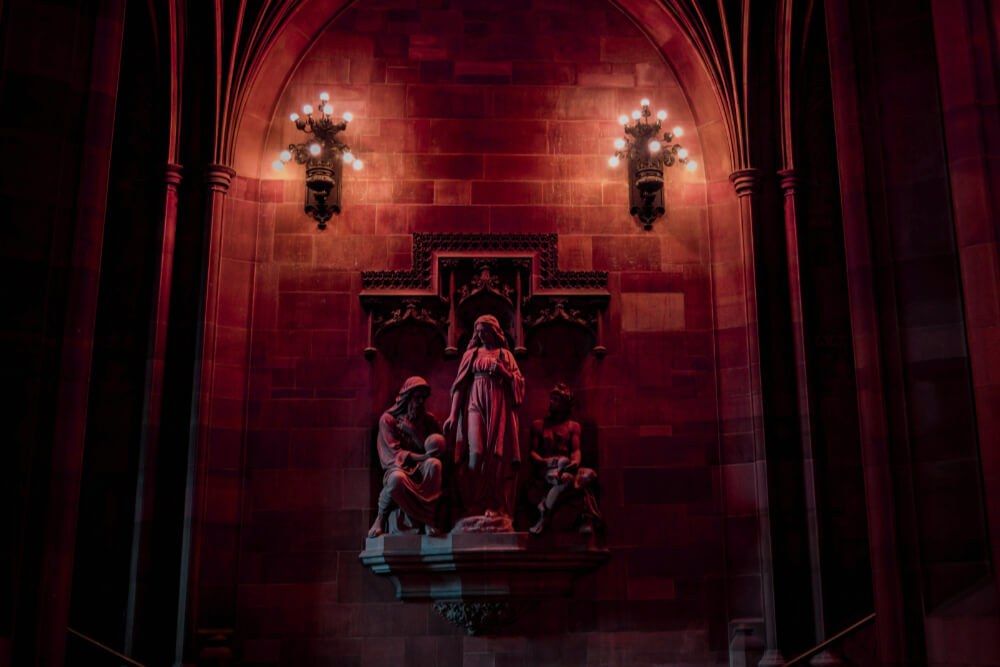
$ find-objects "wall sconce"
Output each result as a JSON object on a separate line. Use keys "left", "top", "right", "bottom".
{"left": 272, "top": 92, "right": 363, "bottom": 229}
{"left": 609, "top": 99, "right": 696, "bottom": 231}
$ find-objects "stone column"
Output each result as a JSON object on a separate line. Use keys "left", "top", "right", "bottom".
{"left": 181, "top": 163, "right": 236, "bottom": 663}
{"left": 929, "top": 0, "right": 1000, "bottom": 598}
{"left": 823, "top": 1, "right": 913, "bottom": 662}
{"left": 32, "top": 2, "right": 127, "bottom": 665}
{"left": 777, "top": 169, "right": 841, "bottom": 666}
{"left": 125, "top": 162, "right": 184, "bottom": 655}
{"left": 730, "top": 168, "right": 785, "bottom": 666}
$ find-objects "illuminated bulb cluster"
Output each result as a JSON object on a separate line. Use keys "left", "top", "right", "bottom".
{"left": 610, "top": 100, "right": 697, "bottom": 172}
{"left": 273, "top": 91, "right": 363, "bottom": 172}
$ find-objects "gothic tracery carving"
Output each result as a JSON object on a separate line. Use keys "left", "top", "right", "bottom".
{"left": 360, "top": 234, "right": 610, "bottom": 358}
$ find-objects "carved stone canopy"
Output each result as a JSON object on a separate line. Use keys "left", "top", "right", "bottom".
{"left": 360, "top": 234, "right": 610, "bottom": 359}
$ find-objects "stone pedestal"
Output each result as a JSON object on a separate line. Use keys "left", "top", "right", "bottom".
{"left": 359, "top": 532, "right": 609, "bottom": 634}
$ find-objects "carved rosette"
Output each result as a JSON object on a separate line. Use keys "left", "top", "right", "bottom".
{"left": 432, "top": 601, "right": 531, "bottom": 636}
{"left": 360, "top": 234, "right": 610, "bottom": 358}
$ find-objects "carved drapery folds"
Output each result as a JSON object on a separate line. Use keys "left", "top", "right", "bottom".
{"left": 360, "top": 234, "right": 609, "bottom": 359}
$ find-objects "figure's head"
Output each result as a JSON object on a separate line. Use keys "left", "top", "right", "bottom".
{"left": 468, "top": 314, "right": 507, "bottom": 350}
{"left": 408, "top": 386, "right": 430, "bottom": 413}
{"left": 549, "top": 383, "right": 575, "bottom": 416}
{"left": 423, "top": 433, "right": 446, "bottom": 458}
{"left": 389, "top": 376, "right": 432, "bottom": 418}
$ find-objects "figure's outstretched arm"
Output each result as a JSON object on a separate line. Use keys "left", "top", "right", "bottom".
{"left": 443, "top": 390, "right": 462, "bottom": 437}
{"left": 444, "top": 351, "right": 472, "bottom": 437}
{"left": 570, "top": 423, "right": 582, "bottom": 469}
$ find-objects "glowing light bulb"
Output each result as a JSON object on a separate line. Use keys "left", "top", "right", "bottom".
{"left": 319, "top": 91, "right": 330, "bottom": 101}
{"left": 272, "top": 160, "right": 285, "bottom": 171}
{"left": 632, "top": 110, "right": 641, "bottom": 119}
{"left": 309, "top": 143, "right": 321, "bottom": 156}
{"left": 280, "top": 150, "right": 292, "bottom": 162}
{"left": 323, "top": 104, "right": 333, "bottom": 115}
{"left": 657, "top": 110, "right": 667, "bottom": 120}
{"left": 686, "top": 160, "right": 697, "bottom": 171}
{"left": 303, "top": 104, "right": 313, "bottom": 114}
{"left": 342, "top": 111, "right": 353, "bottom": 122}
{"left": 672, "top": 126, "right": 683, "bottom": 137}
{"left": 608, "top": 156, "right": 620, "bottom": 167}
{"left": 649, "top": 140, "right": 661, "bottom": 152}
{"left": 677, "top": 148, "right": 689, "bottom": 159}
{"left": 618, "top": 114, "right": 629, "bottom": 125}
{"left": 342, "top": 152, "right": 354, "bottom": 163}
{"left": 352, "top": 159, "right": 363, "bottom": 171}
{"left": 614, "top": 138, "right": 626, "bottom": 150}
{"left": 289, "top": 112, "right": 299, "bottom": 122}
{"left": 640, "top": 98, "right": 650, "bottom": 107}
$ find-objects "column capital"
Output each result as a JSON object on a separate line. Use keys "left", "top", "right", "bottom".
{"left": 204, "top": 164, "right": 236, "bottom": 192}
{"left": 777, "top": 168, "right": 800, "bottom": 196}
{"left": 164, "top": 163, "right": 183, "bottom": 187}
{"left": 730, "top": 168, "right": 762, "bottom": 197}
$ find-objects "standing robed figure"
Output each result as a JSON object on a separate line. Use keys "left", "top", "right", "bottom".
{"left": 443, "top": 315, "right": 525, "bottom": 524}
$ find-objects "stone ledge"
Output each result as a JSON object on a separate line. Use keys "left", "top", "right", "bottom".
{"left": 359, "top": 532, "right": 610, "bottom": 633}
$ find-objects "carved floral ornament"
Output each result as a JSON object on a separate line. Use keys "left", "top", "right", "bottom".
{"left": 359, "top": 234, "right": 610, "bottom": 359}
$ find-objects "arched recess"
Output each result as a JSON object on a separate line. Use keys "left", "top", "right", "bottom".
{"left": 229, "top": 2, "right": 739, "bottom": 179}
{"left": 191, "top": 0, "right": 764, "bottom": 662}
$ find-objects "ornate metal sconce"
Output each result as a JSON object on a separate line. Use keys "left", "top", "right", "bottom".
{"left": 272, "top": 92, "right": 363, "bottom": 229}
{"left": 609, "top": 99, "right": 696, "bottom": 231}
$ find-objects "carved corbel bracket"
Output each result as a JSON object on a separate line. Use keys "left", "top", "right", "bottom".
{"left": 360, "top": 234, "right": 610, "bottom": 359}
{"left": 432, "top": 600, "right": 532, "bottom": 636}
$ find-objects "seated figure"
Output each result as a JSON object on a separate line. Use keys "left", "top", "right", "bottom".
{"left": 367, "top": 377, "right": 448, "bottom": 537}
{"left": 527, "top": 383, "right": 601, "bottom": 535}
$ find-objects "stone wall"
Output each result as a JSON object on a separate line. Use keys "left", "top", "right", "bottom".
{"left": 210, "top": 0, "right": 742, "bottom": 664}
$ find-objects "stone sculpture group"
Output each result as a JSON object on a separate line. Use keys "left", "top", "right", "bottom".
{"left": 367, "top": 314, "right": 601, "bottom": 538}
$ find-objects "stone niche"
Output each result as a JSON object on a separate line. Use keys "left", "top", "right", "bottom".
{"left": 358, "top": 233, "right": 610, "bottom": 634}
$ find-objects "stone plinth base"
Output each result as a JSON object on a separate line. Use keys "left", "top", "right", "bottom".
{"left": 359, "top": 532, "right": 610, "bottom": 634}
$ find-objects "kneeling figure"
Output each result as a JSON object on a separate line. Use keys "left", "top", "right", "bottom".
{"left": 368, "top": 377, "right": 448, "bottom": 537}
